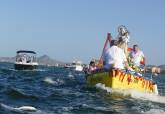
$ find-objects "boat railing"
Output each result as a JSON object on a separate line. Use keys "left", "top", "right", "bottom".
{"left": 16, "top": 54, "right": 37, "bottom": 63}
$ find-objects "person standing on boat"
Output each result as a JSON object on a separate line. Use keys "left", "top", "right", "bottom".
{"left": 129, "top": 45, "right": 145, "bottom": 72}
{"left": 103, "top": 40, "right": 130, "bottom": 70}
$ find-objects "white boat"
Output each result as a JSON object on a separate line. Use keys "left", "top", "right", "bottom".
{"left": 65, "top": 61, "right": 83, "bottom": 72}
{"left": 72, "top": 61, "right": 83, "bottom": 71}
{"left": 14, "top": 50, "right": 38, "bottom": 70}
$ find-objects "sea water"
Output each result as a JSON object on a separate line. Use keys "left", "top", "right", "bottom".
{"left": 0, "top": 62, "right": 165, "bottom": 114}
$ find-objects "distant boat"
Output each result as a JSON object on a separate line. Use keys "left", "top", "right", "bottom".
{"left": 14, "top": 50, "right": 38, "bottom": 70}
{"left": 64, "top": 61, "right": 83, "bottom": 72}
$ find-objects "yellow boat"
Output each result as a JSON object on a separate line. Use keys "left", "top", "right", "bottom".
{"left": 87, "top": 32, "right": 159, "bottom": 95}
{"left": 86, "top": 69, "right": 159, "bottom": 95}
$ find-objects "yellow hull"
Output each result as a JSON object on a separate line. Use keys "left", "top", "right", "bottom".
{"left": 87, "top": 69, "right": 158, "bottom": 94}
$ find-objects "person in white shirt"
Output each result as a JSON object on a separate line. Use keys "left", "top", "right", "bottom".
{"left": 103, "top": 40, "right": 130, "bottom": 70}
{"left": 130, "top": 45, "right": 145, "bottom": 67}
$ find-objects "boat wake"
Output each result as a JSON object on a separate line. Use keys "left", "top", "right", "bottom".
{"left": 95, "top": 83, "right": 165, "bottom": 104}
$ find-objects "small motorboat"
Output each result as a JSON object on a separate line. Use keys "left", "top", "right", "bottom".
{"left": 14, "top": 50, "right": 38, "bottom": 70}
{"left": 65, "top": 61, "right": 83, "bottom": 72}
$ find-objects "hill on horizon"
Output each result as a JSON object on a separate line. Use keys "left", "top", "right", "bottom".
{"left": 38, "top": 55, "right": 65, "bottom": 66}
{"left": 0, "top": 55, "right": 65, "bottom": 66}
{"left": 159, "top": 65, "right": 165, "bottom": 70}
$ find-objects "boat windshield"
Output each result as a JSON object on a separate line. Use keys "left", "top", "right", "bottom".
{"left": 72, "top": 62, "right": 82, "bottom": 66}
{"left": 72, "top": 63, "right": 76, "bottom": 65}
{"left": 16, "top": 53, "right": 37, "bottom": 63}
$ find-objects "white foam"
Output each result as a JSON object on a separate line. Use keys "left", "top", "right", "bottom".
{"left": 14, "top": 106, "right": 37, "bottom": 111}
{"left": 143, "top": 109, "right": 165, "bottom": 114}
{"left": 34, "top": 69, "right": 48, "bottom": 72}
{"left": 0, "top": 103, "right": 37, "bottom": 112}
{"left": 44, "top": 77, "right": 56, "bottom": 85}
{"left": 95, "top": 83, "right": 165, "bottom": 104}
{"left": 62, "top": 106, "right": 74, "bottom": 112}
{"left": 80, "top": 103, "right": 109, "bottom": 111}
{"left": 128, "top": 90, "right": 165, "bottom": 104}
{"left": 0, "top": 103, "right": 53, "bottom": 114}
{"left": 68, "top": 72, "right": 74, "bottom": 78}
{"left": 44, "top": 77, "right": 64, "bottom": 86}
{"left": 14, "top": 69, "right": 47, "bottom": 72}
{"left": 96, "top": 83, "right": 112, "bottom": 93}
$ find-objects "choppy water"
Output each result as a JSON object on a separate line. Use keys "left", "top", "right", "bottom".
{"left": 0, "top": 62, "right": 165, "bottom": 114}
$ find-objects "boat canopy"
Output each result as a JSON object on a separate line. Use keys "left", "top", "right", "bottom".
{"left": 16, "top": 50, "right": 36, "bottom": 54}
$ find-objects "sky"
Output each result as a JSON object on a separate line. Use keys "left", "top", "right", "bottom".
{"left": 0, "top": 0, "right": 165, "bottom": 65}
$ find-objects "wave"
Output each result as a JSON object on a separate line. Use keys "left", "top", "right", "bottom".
{"left": 7, "top": 88, "right": 39, "bottom": 100}
{"left": 44, "top": 77, "right": 64, "bottom": 86}
{"left": 143, "top": 109, "right": 165, "bottom": 114}
{"left": 0, "top": 103, "right": 54, "bottom": 114}
{"left": 14, "top": 69, "right": 48, "bottom": 72}
{"left": 82, "top": 104, "right": 113, "bottom": 112}
{"left": 58, "top": 105, "right": 114, "bottom": 113}
{"left": 0, "top": 103, "right": 37, "bottom": 113}
{"left": 70, "top": 103, "right": 116, "bottom": 113}
{"left": 68, "top": 72, "right": 74, "bottom": 78}
{"left": 95, "top": 83, "right": 165, "bottom": 104}
{"left": 96, "top": 83, "right": 113, "bottom": 93}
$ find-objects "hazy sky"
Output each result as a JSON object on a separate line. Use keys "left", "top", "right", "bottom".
{"left": 0, "top": 0, "right": 165, "bottom": 65}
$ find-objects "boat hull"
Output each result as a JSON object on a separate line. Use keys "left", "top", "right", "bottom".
{"left": 64, "top": 66, "right": 83, "bottom": 72}
{"left": 87, "top": 69, "right": 158, "bottom": 94}
{"left": 14, "top": 64, "right": 38, "bottom": 70}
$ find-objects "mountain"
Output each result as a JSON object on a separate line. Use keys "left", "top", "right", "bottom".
{"left": 158, "top": 65, "right": 165, "bottom": 74}
{"left": 0, "top": 57, "right": 15, "bottom": 63}
{"left": 38, "top": 55, "right": 65, "bottom": 66}
{"left": 159, "top": 65, "right": 165, "bottom": 70}
{"left": 146, "top": 64, "right": 165, "bottom": 74}
{"left": 0, "top": 55, "right": 65, "bottom": 66}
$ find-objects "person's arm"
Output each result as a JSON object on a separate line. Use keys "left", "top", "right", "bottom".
{"left": 124, "top": 61, "right": 129, "bottom": 69}
{"left": 123, "top": 61, "right": 133, "bottom": 72}
{"left": 141, "top": 51, "right": 145, "bottom": 66}
{"left": 123, "top": 50, "right": 133, "bottom": 71}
